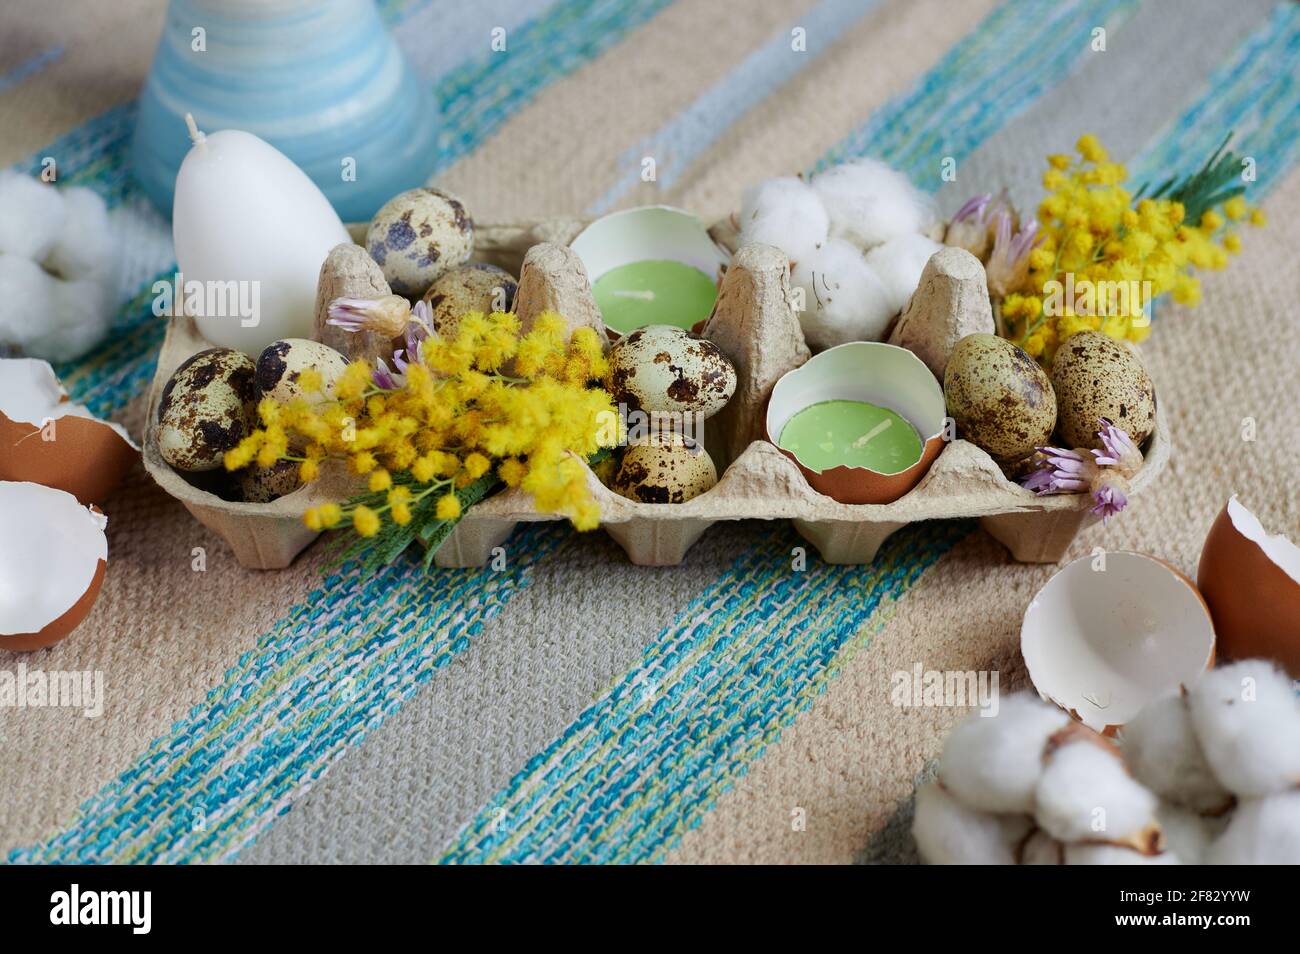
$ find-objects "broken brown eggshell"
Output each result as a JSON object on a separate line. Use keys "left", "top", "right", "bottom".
{"left": 764, "top": 341, "right": 947, "bottom": 505}
{"left": 1197, "top": 495, "right": 1300, "bottom": 676}
{"left": 1021, "top": 551, "right": 1216, "bottom": 735}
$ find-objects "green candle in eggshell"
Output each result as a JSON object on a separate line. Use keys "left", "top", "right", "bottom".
{"left": 591, "top": 260, "right": 718, "bottom": 334}
{"left": 778, "top": 399, "right": 924, "bottom": 474}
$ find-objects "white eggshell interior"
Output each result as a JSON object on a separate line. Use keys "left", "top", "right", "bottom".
{"left": 570, "top": 205, "right": 729, "bottom": 283}
{"left": 1227, "top": 494, "right": 1300, "bottom": 585}
{"left": 0, "top": 481, "right": 108, "bottom": 636}
{"left": 1021, "top": 551, "right": 1214, "bottom": 731}
{"left": 0, "top": 357, "right": 138, "bottom": 448}
{"left": 766, "top": 341, "right": 947, "bottom": 472}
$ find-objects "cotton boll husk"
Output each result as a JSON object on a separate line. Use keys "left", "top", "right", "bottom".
{"left": 0, "top": 253, "right": 58, "bottom": 351}
{"left": 1205, "top": 792, "right": 1300, "bottom": 864}
{"left": 0, "top": 170, "right": 66, "bottom": 261}
{"left": 1187, "top": 659, "right": 1300, "bottom": 797}
{"left": 911, "top": 783, "right": 1017, "bottom": 864}
{"left": 938, "top": 692, "right": 1069, "bottom": 814}
{"left": 1121, "top": 693, "right": 1231, "bottom": 812}
{"left": 1020, "top": 829, "right": 1064, "bottom": 865}
{"left": 790, "top": 238, "right": 894, "bottom": 350}
{"left": 1064, "top": 844, "right": 1180, "bottom": 865}
{"left": 811, "top": 158, "right": 938, "bottom": 248}
{"left": 1034, "top": 741, "right": 1158, "bottom": 843}
{"left": 737, "top": 176, "right": 829, "bottom": 263}
{"left": 863, "top": 233, "right": 944, "bottom": 315}
{"left": 45, "top": 187, "right": 115, "bottom": 281}
{"left": 1156, "top": 802, "right": 1218, "bottom": 865}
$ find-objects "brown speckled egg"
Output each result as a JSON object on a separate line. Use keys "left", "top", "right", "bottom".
{"left": 366, "top": 188, "right": 474, "bottom": 297}
{"left": 238, "top": 459, "right": 302, "bottom": 503}
{"left": 605, "top": 325, "right": 736, "bottom": 418}
{"left": 157, "top": 348, "right": 257, "bottom": 472}
{"left": 944, "top": 333, "right": 1055, "bottom": 463}
{"left": 1050, "top": 331, "right": 1155, "bottom": 449}
{"left": 612, "top": 432, "right": 717, "bottom": 504}
{"left": 255, "top": 338, "right": 349, "bottom": 404}
{"left": 421, "top": 263, "right": 518, "bottom": 337}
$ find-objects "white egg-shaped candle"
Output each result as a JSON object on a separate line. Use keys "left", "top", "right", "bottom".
{"left": 172, "top": 115, "right": 350, "bottom": 355}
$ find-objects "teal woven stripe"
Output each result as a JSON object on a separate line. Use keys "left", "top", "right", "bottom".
{"left": 439, "top": 521, "right": 972, "bottom": 864}
{"left": 817, "top": 0, "right": 1139, "bottom": 182}
{"left": 9, "top": 525, "right": 567, "bottom": 864}
{"left": 1127, "top": 2, "right": 1300, "bottom": 196}
{"left": 26, "top": 0, "right": 674, "bottom": 417}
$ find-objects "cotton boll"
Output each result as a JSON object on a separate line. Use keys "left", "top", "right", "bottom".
{"left": 1187, "top": 659, "right": 1300, "bottom": 797}
{"left": 1064, "top": 844, "right": 1179, "bottom": 865}
{"left": 790, "top": 238, "right": 895, "bottom": 350}
{"left": 938, "top": 692, "right": 1069, "bottom": 814}
{"left": 1205, "top": 792, "right": 1300, "bottom": 864}
{"left": 737, "top": 176, "right": 829, "bottom": 263}
{"left": 1156, "top": 802, "right": 1217, "bottom": 865}
{"left": 911, "top": 783, "right": 1017, "bottom": 864}
{"left": 21, "top": 278, "right": 114, "bottom": 363}
{"left": 1034, "top": 741, "right": 1158, "bottom": 843}
{"left": 0, "top": 253, "right": 58, "bottom": 348}
{"left": 45, "top": 186, "right": 115, "bottom": 281}
{"left": 1122, "top": 693, "right": 1231, "bottom": 812}
{"left": 811, "top": 158, "right": 937, "bottom": 248}
{"left": 864, "top": 233, "right": 943, "bottom": 314}
{"left": 0, "top": 170, "right": 66, "bottom": 261}
{"left": 1020, "top": 829, "right": 1064, "bottom": 864}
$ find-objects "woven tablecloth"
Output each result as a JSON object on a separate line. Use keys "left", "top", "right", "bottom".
{"left": 1, "top": 0, "right": 1297, "bottom": 864}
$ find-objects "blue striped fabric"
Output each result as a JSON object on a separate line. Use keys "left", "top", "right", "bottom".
{"left": 0, "top": 45, "right": 65, "bottom": 93}
{"left": 9, "top": 526, "right": 567, "bottom": 864}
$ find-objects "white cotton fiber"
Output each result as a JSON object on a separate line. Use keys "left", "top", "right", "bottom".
{"left": 1034, "top": 741, "right": 1157, "bottom": 843}
{"left": 1121, "top": 693, "right": 1231, "bottom": 812}
{"left": 737, "top": 175, "right": 829, "bottom": 264}
{"left": 938, "top": 692, "right": 1069, "bottom": 814}
{"left": 811, "top": 158, "right": 937, "bottom": 249}
{"left": 0, "top": 253, "right": 58, "bottom": 344}
{"left": 0, "top": 170, "right": 66, "bottom": 261}
{"left": 790, "top": 238, "right": 895, "bottom": 350}
{"left": 1156, "top": 802, "right": 1218, "bottom": 865}
{"left": 864, "top": 232, "right": 943, "bottom": 315}
{"left": 1187, "top": 660, "right": 1300, "bottom": 797}
{"left": 45, "top": 186, "right": 115, "bottom": 281}
{"left": 1064, "top": 843, "right": 1180, "bottom": 865}
{"left": 19, "top": 277, "right": 114, "bottom": 363}
{"left": 911, "top": 783, "right": 1018, "bottom": 864}
{"left": 1205, "top": 792, "right": 1300, "bottom": 864}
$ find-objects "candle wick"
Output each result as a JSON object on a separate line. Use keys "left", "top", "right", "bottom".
{"left": 184, "top": 112, "right": 206, "bottom": 145}
{"left": 611, "top": 289, "right": 655, "bottom": 301}
{"left": 850, "top": 418, "right": 891, "bottom": 449}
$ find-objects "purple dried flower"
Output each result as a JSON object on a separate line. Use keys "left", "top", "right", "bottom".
{"left": 1090, "top": 482, "right": 1128, "bottom": 522}
{"left": 1091, "top": 418, "right": 1143, "bottom": 476}
{"left": 372, "top": 357, "right": 402, "bottom": 391}
{"left": 1020, "top": 446, "right": 1096, "bottom": 494}
{"left": 326, "top": 295, "right": 412, "bottom": 337}
{"left": 984, "top": 211, "right": 1040, "bottom": 298}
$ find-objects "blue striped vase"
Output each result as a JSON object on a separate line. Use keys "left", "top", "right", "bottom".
{"left": 131, "top": 0, "right": 437, "bottom": 221}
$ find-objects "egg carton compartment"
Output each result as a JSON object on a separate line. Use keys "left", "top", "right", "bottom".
{"left": 143, "top": 219, "right": 1169, "bottom": 570}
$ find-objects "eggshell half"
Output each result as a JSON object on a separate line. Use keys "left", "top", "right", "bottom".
{"left": 0, "top": 358, "right": 138, "bottom": 505}
{"left": 1021, "top": 551, "right": 1215, "bottom": 734}
{"left": 0, "top": 481, "right": 108, "bottom": 651}
{"left": 1197, "top": 495, "right": 1300, "bottom": 676}
{"left": 765, "top": 341, "right": 947, "bottom": 504}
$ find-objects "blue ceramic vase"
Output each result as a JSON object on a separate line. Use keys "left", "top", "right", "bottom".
{"left": 132, "top": 0, "right": 438, "bottom": 221}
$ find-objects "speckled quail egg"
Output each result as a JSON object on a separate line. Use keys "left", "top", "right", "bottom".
{"left": 255, "top": 338, "right": 349, "bottom": 404}
{"left": 605, "top": 325, "right": 736, "bottom": 418}
{"left": 238, "top": 459, "right": 302, "bottom": 503}
{"left": 612, "top": 432, "right": 717, "bottom": 504}
{"left": 421, "top": 263, "right": 518, "bottom": 337}
{"left": 943, "top": 333, "right": 1056, "bottom": 463}
{"left": 1050, "top": 331, "right": 1156, "bottom": 449}
{"left": 157, "top": 348, "right": 257, "bottom": 472}
{"left": 366, "top": 187, "right": 474, "bottom": 297}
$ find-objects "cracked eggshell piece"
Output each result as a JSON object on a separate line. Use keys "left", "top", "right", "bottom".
{"left": 0, "top": 358, "right": 138, "bottom": 505}
{"left": 0, "top": 481, "right": 107, "bottom": 651}
{"left": 765, "top": 341, "right": 946, "bottom": 505}
{"left": 1021, "top": 551, "right": 1215, "bottom": 734}
{"left": 1197, "top": 495, "right": 1300, "bottom": 676}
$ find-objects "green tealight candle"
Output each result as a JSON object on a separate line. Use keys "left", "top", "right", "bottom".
{"left": 590, "top": 259, "right": 718, "bottom": 334}
{"left": 778, "top": 399, "right": 924, "bottom": 474}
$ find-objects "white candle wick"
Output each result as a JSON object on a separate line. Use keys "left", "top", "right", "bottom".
{"left": 612, "top": 289, "right": 655, "bottom": 301}
{"left": 851, "top": 418, "right": 891, "bottom": 449}
{"left": 184, "top": 112, "right": 206, "bottom": 146}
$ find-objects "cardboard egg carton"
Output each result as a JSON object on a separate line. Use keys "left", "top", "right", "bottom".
{"left": 142, "top": 220, "right": 1169, "bottom": 569}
